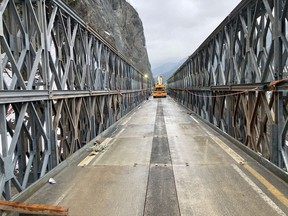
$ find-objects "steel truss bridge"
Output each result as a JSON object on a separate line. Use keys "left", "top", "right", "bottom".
{"left": 0, "top": 0, "right": 151, "bottom": 200}
{"left": 168, "top": 0, "right": 288, "bottom": 174}
{"left": 0, "top": 0, "right": 287, "bottom": 204}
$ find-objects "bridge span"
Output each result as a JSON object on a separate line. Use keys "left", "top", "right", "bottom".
{"left": 1, "top": 0, "right": 288, "bottom": 215}
{"left": 8, "top": 97, "right": 287, "bottom": 216}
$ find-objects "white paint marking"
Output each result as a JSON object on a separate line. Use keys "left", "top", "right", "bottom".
{"left": 54, "top": 183, "right": 76, "bottom": 205}
{"left": 190, "top": 116, "right": 199, "bottom": 124}
{"left": 121, "top": 117, "right": 131, "bottom": 126}
{"left": 214, "top": 137, "right": 245, "bottom": 164}
{"left": 100, "top": 138, "right": 113, "bottom": 145}
{"left": 193, "top": 119, "right": 245, "bottom": 164}
{"left": 201, "top": 127, "right": 214, "bottom": 137}
{"left": 131, "top": 112, "right": 136, "bottom": 117}
{"left": 115, "top": 128, "right": 125, "bottom": 138}
{"left": 232, "top": 165, "right": 287, "bottom": 216}
{"left": 214, "top": 136, "right": 287, "bottom": 213}
{"left": 121, "top": 112, "right": 136, "bottom": 125}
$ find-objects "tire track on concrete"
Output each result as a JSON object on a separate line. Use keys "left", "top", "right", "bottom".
{"left": 143, "top": 99, "right": 180, "bottom": 216}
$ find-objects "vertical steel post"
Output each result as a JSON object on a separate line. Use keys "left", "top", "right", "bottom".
{"left": 273, "top": 0, "right": 284, "bottom": 167}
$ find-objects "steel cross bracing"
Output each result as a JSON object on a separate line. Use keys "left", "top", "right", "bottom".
{"left": 0, "top": 0, "right": 150, "bottom": 200}
{"left": 167, "top": 0, "right": 288, "bottom": 172}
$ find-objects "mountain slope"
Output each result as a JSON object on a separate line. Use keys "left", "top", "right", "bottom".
{"left": 152, "top": 58, "right": 186, "bottom": 83}
{"left": 64, "top": 0, "right": 152, "bottom": 78}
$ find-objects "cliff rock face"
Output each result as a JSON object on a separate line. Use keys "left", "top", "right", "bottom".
{"left": 65, "top": 0, "right": 152, "bottom": 77}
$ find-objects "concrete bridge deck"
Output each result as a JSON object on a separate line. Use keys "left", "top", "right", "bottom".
{"left": 23, "top": 97, "right": 288, "bottom": 216}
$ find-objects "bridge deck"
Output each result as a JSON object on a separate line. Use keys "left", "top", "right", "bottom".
{"left": 24, "top": 97, "right": 288, "bottom": 216}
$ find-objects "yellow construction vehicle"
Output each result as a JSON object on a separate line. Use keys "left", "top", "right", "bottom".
{"left": 153, "top": 76, "right": 167, "bottom": 98}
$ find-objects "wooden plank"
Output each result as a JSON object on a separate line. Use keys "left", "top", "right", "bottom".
{"left": 0, "top": 200, "right": 68, "bottom": 215}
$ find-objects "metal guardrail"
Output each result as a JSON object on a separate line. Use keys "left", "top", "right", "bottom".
{"left": 0, "top": 0, "right": 151, "bottom": 199}
{"left": 167, "top": 0, "right": 288, "bottom": 173}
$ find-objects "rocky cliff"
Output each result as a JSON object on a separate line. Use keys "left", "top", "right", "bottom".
{"left": 64, "top": 0, "right": 152, "bottom": 78}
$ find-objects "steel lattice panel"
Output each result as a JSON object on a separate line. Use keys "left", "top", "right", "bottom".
{"left": 168, "top": 0, "right": 288, "bottom": 172}
{"left": 0, "top": 0, "right": 149, "bottom": 199}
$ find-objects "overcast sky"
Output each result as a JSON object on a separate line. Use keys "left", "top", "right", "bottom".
{"left": 128, "top": 0, "right": 241, "bottom": 69}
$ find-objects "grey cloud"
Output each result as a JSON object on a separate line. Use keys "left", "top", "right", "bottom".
{"left": 129, "top": 0, "right": 241, "bottom": 68}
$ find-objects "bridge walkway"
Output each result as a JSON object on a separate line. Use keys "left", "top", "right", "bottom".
{"left": 23, "top": 97, "right": 288, "bottom": 216}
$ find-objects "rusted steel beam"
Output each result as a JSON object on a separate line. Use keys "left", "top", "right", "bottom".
{"left": 0, "top": 200, "right": 68, "bottom": 215}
